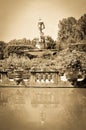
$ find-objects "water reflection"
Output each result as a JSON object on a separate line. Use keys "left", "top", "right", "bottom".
{"left": 0, "top": 88, "right": 86, "bottom": 130}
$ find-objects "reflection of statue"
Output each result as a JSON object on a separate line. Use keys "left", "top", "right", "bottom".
{"left": 38, "top": 19, "right": 45, "bottom": 43}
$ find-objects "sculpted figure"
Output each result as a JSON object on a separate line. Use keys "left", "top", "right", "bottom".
{"left": 38, "top": 19, "right": 45, "bottom": 43}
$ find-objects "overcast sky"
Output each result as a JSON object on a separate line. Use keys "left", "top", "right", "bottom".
{"left": 0, "top": 0, "right": 86, "bottom": 42}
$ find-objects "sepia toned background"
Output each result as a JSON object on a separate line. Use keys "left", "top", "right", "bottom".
{"left": 0, "top": 0, "right": 86, "bottom": 130}
{"left": 0, "top": 0, "right": 86, "bottom": 42}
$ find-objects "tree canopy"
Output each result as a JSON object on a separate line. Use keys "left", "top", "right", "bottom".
{"left": 58, "top": 15, "right": 86, "bottom": 43}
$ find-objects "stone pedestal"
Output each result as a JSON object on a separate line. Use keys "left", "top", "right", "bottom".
{"left": 36, "top": 42, "right": 45, "bottom": 49}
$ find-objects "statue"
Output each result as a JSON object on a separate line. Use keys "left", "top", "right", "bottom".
{"left": 38, "top": 18, "right": 45, "bottom": 43}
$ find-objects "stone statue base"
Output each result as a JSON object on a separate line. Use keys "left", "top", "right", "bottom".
{"left": 36, "top": 42, "right": 45, "bottom": 49}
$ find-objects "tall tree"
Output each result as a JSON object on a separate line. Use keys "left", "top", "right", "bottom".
{"left": 0, "top": 41, "right": 6, "bottom": 59}
{"left": 58, "top": 16, "right": 85, "bottom": 43}
{"left": 58, "top": 17, "right": 77, "bottom": 42}
{"left": 78, "top": 14, "right": 86, "bottom": 36}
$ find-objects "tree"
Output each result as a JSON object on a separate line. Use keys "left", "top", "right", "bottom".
{"left": 78, "top": 14, "right": 86, "bottom": 36}
{"left": 45, "top": 36, "right": 56, "bottom": 49}
{"left": 71, "top": 24, "right": 84, "bottom": 42}
{"left": 5, "top": 38, "right": 34, "bottom": 57}
{"left": 0, "top": 41, "right": 6, "bottom": 59}
{"left": 58, "top": 16, "right": 85, "bottom": 44}
{"left": 32, "top": 38, "right": 39, "bottom": 47}
{"left": 58, "top": 17, "right": 77, "bottom": 42}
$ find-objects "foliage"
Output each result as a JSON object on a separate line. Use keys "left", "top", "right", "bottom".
{"left": 0, "top": 41, "right": 6, "bottom": 59}
{"left": 58, "top": 16, "right": 85, "bottom": 43}
{"left": 45, "top": 35, "right": 56, "bottom": 49}
{"left": 8, "top": 38, "right": 31, "bottom": 45}
{"left": 58, "top": 17, "right": 77, "bottom": 42}
{"left": 32, "top": 38, "right": 39, "bottom": 47}
{"left": 6, "top": 53, "right": 31, "bottom": 70}
{"left": 55, "top": 48, "right": 86, "bottom": 78}
{"left": 5, "top": 38, "right": 35, "bottom": 57}
{"left": 78, "top": 14, "right": 86, "bottom": 35}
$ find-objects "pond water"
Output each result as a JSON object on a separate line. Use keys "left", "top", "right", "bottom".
{"left": 0, "top": 88, "right": 86, "bottom": 130}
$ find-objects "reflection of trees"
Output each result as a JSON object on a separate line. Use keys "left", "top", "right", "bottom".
{"left": 31, "top": 91, "right": 58, "bottom": 107}
{"left": 0, "top": 91, "right": 8, "bottom": 106}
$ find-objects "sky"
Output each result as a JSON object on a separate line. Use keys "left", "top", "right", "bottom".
{"left": 0, "top": 0, "right": 86, "bottom": 42}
